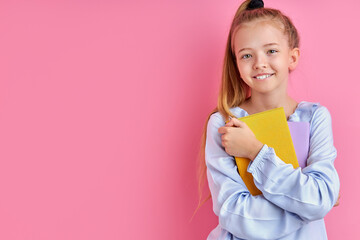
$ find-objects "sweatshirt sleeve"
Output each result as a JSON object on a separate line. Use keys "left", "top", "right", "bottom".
{"left": 248, "top": 105, "right": 340, "bottom": 222}
{"left": 205, "top": 113, "right": 306, "bottom": 240}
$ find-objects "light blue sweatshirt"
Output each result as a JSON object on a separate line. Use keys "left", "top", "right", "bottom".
{"left": 206, "top": 101, "right": 340, "bottom": 240}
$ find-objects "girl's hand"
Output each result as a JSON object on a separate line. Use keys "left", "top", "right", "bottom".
{"left": 218, "top": 118, "right": 263, "bottom": 160}
{"left": 334, "top": 193, "right": 340, "bottom": 207}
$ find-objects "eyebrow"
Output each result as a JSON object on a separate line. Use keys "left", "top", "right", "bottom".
{"left": 238, "top": 43, "right": 279, "bottom": 54}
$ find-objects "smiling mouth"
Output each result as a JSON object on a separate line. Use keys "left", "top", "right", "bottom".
{"left": 254, "top": 73, "right": 275, "bottom": 80}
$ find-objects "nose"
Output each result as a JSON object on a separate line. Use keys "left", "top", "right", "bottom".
{"left": 253, "top": 54, "right": 268, "bottom": 70}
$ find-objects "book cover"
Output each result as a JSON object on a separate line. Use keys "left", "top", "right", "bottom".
{"left": 288, "top": 122, "right": 310, "bottom": 169}
{"left": 235, "top": 107, "right": 299, "bottom": 195}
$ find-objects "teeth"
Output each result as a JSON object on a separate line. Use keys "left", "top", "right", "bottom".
{"left": 256, "top": 74, "right": 272, "bottom": 79}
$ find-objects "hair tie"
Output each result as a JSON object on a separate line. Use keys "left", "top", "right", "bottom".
{"left": 246, "top": 0, "right": 264, "bottom": 10}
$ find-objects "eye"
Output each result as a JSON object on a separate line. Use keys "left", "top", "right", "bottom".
{"left": 267, "top": 49, "right": 278, "bottom": 54}
{"left": 241, "top": 54, "right": 252, "bottom": 59}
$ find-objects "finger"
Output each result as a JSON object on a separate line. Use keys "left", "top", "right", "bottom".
{"left": 225, "top": 121, "right": 233, "bottom": 127}
{"left": 218, "top": 126, "right": 228, "bottom": 134}
{"left": 225, "top": 118, "right": 237, "bottom": 127}
{"left": 228, "top": 118, "right": 246, "bottom": 128}
{"left": 334, "top": 194, "right": 341, "bottom": 207}
{"left": 225, "top": 118, "right": 236, "bottom": 127}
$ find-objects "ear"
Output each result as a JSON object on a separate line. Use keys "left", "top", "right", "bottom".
{"left": 288, "top": 48, "right": 300, "bottom": 71}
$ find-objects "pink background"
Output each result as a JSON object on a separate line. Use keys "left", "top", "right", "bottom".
{"left": 0, "top": 0, "right": 358, "bottom": 239}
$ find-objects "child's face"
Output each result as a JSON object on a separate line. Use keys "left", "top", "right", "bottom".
{"left": 232, "top": 19, "right": 299, "bottom": 96}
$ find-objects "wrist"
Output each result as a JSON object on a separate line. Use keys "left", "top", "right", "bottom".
{"left": 248, "top": 140, "right": 264, "bottom": 161}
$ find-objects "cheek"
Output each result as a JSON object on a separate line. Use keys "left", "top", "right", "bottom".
{"left": 272, "top": 58, "right": 288, "bottom": 71}
{"left": 236, "top": 63, "right": 243, "bottom": 76}
{"left": 237, "top": 66, "right": 247, "bottom": 79}
{"left": 237, "top": 62, "right": 251, "bottom": 75}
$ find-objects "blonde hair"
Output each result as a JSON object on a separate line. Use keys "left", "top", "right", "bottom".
{"left": 194, "top": 0, "right": 300, "bottom": 216}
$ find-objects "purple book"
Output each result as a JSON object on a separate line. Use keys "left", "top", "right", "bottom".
{"left": 288, "top": 122, "right": 310, "bottom": 169}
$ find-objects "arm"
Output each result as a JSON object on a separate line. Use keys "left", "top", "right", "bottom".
{"left": 248, "top": 105, "right": 340, "bottom": 221}
{"left": 206, "top": 113, "right": 306, "bottom": 240}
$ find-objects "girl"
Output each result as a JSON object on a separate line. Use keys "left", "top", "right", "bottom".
{"left": 200, "top": 0, "right": 340, "bottom": 239}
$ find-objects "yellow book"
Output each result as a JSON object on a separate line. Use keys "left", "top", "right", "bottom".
{"left": 235, "top": 107, "right": 298, "bottom": 196}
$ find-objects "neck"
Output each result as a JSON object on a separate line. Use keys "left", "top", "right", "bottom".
{"left": 249, "top": 92, "right": 290, "bottom": 111}
{"left": 246, "top": 91, "right": 298, "bottom": 118}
